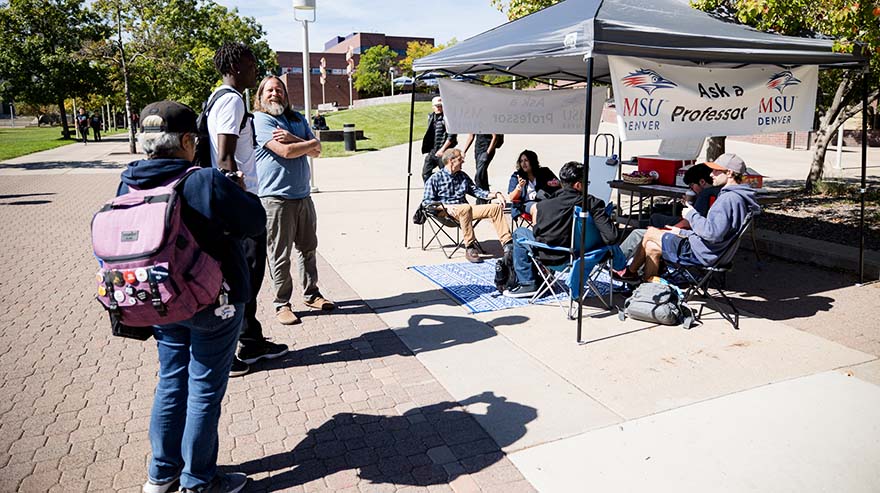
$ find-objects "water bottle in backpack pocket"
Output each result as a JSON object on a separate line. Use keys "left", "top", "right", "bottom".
{"left": 91, "top": 168, "right": 225, "bottom": 339}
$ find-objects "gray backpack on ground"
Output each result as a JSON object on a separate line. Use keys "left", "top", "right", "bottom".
{"left": 619, "top": 282, "right": 695, "bottom": 329}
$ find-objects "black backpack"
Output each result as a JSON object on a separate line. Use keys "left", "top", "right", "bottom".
{"left": 494, "top": 133, "right": 504, "bottom": 149}
{"left": 194, "top": 88, "right": 249, "bottom": 168}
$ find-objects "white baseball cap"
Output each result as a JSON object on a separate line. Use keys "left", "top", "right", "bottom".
{"left": 431, "top": 96, "right": 442, "bottom": 106}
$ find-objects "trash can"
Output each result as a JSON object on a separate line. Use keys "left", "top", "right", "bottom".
{"left": 343, "top": 123, "right": 357, "bottom": 152}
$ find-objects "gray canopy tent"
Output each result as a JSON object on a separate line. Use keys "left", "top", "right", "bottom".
{"left": 408, "top": 0, "right": 869, "bottom": 342}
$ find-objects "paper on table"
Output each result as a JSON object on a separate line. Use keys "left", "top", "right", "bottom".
{"left": 658, "top": 138, "right": 705, "bottom": 161}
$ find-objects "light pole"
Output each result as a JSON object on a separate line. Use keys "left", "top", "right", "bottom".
{"left": 294, "top": 0, "right": 319, "bottom": 193}
{"left": 390, "top": 67, "right": 396, "bottom": 97}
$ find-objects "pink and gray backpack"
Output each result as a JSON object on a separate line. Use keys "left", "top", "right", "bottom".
{"left": 91, "top": 167, "right": 224, "bottom": 337}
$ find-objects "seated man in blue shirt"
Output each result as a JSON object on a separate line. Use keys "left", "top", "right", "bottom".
{"left": 422, "top": 148, "right": 512, "bottom": 263}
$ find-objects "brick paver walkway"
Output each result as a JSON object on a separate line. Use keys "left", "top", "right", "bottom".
{"left": 0, "top": 172, "right": 535, "bottom": 492}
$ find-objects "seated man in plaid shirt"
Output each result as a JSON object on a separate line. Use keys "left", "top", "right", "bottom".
{"left": 422, "top": 148, "right": 512, "bottom": 263}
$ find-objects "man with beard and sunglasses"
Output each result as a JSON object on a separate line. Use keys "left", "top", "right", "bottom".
{"left": 252, "top": 76, "right": 335, "bottom": 327}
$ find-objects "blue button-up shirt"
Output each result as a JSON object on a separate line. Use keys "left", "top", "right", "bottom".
{"left": 422, "top": 168, "right": 490, "bottom": 205}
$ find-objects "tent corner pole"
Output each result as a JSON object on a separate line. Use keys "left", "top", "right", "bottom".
{"left": 859, "top": 66, "right": 869, "bottom": 283}
{"left": 404, "top": 72, "right": 418, "bottom": 248}
{"left": 576, "top": 57, "right": 595, "bottom": 345}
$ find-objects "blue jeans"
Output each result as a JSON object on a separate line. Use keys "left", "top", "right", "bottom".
{"left": 512, "top": 227, "right": 537, "bottom": 286}
{"left": 148, "top": 303, "right": 244, "bottom": 490}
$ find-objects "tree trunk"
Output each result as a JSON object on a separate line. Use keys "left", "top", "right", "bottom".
{"left": 706, "top": 136, "right": 726, "bottom": 161}
{"left": 806, "top": 126, "right": 834, "bottom": 191}
{"left": 58, "top": 97, "right": 71, "bottom": 139}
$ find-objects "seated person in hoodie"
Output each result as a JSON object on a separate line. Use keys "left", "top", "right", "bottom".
{"left": 504, "top": 161, "right": 619, "bottom": 298}
{"left": 119, "top": 101, "right": 266, "bottom": 493}
{"left": 619, "top": 163, "right": 721, "bottom": 259}
{"left": 617, "top": 153, "right": 761, "bottom": 282}
{"left": 507, "top": 149, "right": 560, "bottom": 221}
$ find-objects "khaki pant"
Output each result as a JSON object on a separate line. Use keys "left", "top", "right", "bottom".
{"left": 261, "top": 196, "right": 321, "bottom": 309}
{"left": 448, "top": 202, "right": 512, "bottom": 247}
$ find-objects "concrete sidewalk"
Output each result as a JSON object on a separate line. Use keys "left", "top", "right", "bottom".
{"left": 1, "top": 128, "right": 879, "bottom": 492}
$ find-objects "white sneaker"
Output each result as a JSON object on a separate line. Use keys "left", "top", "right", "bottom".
{"left": 142, "top": 475, "right": 179, "bottom": 493}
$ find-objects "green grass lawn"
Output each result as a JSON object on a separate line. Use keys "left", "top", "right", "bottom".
{"left": 0, "top": 126, "right": 127, "bottom": 161}
{"left": 320, "top": 101, "right": 432, "bottom": 158}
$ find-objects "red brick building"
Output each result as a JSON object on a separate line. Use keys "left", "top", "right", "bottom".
{"left": 277, "top": 32, "right": 434, "bottom": 110}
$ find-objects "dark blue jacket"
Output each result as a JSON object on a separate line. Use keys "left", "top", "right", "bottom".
{"left": 117, "top": 158, "right": 266, "bottom": 304}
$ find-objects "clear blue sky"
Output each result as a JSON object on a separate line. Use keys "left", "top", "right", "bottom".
{"left": 214, "top": 0, "right": 509, "bottom": 52}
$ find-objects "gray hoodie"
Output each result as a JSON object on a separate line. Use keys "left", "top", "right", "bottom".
{"left": 681, "top": 184, "right": 761, "bottom": 265}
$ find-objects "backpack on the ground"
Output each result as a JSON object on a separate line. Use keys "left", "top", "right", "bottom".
{"left": 91, "top": 168, "right": 225, "bottom": 339}
{"left": 619, "top": 280, "right": 695, "bottom": 329}
{"left": 194, "top": 88, "right": 248, "bottom": 168}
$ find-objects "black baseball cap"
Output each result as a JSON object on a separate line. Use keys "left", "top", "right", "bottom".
{"left": 140, "top": 101, "right": 198, "bottom": 134}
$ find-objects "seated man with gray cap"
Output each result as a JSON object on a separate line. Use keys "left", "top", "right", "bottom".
{"left": 616, "top": 153, "right": 761, "bottom": 282}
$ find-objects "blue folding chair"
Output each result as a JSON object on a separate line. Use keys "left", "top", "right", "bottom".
{"left": 518, "top": 204, "right": 624, "bottom": 319}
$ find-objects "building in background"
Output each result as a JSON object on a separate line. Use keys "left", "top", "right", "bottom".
{"left": 278, "top": 32, "right": 434, "bottom": 110}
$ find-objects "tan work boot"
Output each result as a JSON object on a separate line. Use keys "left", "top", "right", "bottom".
{"left": 275, "top": 306, "right": 301, "bottom": 325}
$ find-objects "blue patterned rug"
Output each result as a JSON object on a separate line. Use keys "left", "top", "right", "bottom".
{"left": 410, "top": 259, "right": 616, "bottom": 314}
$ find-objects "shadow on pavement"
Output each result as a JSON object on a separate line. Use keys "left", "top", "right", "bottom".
{"left": 235, "top": 391, "right": 536, "bottom": 491}
{"left": 0, "top": 192, "right": 56, "bottom": 206}
{"left": 722, "top": 250, "right": 844, "bottom": 321}
{"left": 0, "top": 160, "right": 123, "bottom": 170}
{"left": 256, "top": 314, "right": 527, "bottom": 372}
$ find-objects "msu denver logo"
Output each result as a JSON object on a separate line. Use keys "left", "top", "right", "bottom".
{"left": 766, "top": 71, "right": 801, "bottom": 94}
{"left": 621, "top": 69, "right": 677, "bottom": 95}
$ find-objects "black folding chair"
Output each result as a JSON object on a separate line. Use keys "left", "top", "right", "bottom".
{"left": 420, "top": 202, "right": 465, "bottom": 259}
{"left": 665, "top": 212, "right": 756, "bottom": 330}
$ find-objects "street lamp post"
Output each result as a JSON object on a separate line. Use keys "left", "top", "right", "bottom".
{"left": 390, "top": 67, "right": 395, "bottom": 97}
{"left": 294, "top": 0, "right": 318, "bottom": 193}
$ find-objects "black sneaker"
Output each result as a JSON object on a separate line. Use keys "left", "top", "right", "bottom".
{"left": 229, "top": 357, "right": 249, "bottom": 378}
{"left": 237, "top": 339, "right": 289, "bottom": 365}
{"left": 504, "top": 284, "right": 538, "bottom": 298}
{"left": 180, "top": 472, "right": 247, "bottom": 493}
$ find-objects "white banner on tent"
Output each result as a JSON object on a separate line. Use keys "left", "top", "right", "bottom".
{"left": 608, "top": 56, "right": 818, "bottom": 141}
{"left": 438, "top": 79, "right": 604, "bottom": 135}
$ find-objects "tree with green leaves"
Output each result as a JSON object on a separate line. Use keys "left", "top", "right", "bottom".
{"left": 89, "top": 0, "right": 277, "bottom": 152}
{"left": 353, "top": 45, "right": 398, "bottom": 98}
{"left": 0, "top": 0, "right": 109, "bottom": 139}
{"left": 400, "top": 41, "right": 440, "bottom": 75}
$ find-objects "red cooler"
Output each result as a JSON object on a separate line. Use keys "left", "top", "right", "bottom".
{"left": 637, "top": 155, "right": 695, "bottom": 186}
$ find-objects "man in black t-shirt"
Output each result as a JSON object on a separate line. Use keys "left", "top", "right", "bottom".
{"left": 464, "top": 133, "right": 503, "bottom": 204}
{"left": 504, "top": 161, "right": 618, "bottom": 298}
{"left": 76, "top": 109, "right": 89, "bottom": 144}
{"left": 421, "top": 96, "right": 457, "bottom": 182}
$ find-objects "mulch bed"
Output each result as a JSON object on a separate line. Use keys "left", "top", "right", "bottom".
{"left": 759, "top": 193, "right": 880, "bottom": 251}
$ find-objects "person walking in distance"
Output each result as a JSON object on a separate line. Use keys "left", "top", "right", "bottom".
{"left": 207, "top": 42, "right": 288, "bottom": 377}
{"left": 421, "top": 96, "right": 457, "bottom": 182}
{"left": 76, "top": 108, "right": 90, "bottom": 144}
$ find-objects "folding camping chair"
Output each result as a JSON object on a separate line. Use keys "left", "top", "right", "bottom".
{"left": 664, "top": 212, "right": 756, "bottom": 330}
{"left": 420, "top": 202, "right": 465, "bottom": 259}
{"left": 506, "top": 202, "right": 534, "bottom": 230}
{"left": 518, "top": 204, "right": 620, "bottom": 319}
{"left": 420, "top": 202, "right": 485, "bottom": 259}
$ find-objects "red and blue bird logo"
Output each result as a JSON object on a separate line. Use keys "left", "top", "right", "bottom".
{"left": 766, "top": 71, "right": 801, "bottom": 94}
{"left": 621, "top": 69, "right": 678, "bottom": 95}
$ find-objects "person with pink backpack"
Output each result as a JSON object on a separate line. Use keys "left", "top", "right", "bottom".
{"left": 107, "top": 101, "right": 264, "bottom": 493}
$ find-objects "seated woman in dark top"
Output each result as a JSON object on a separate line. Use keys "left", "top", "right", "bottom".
{"left": 506, "top": 149, "right": 561, "bottom": 220}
